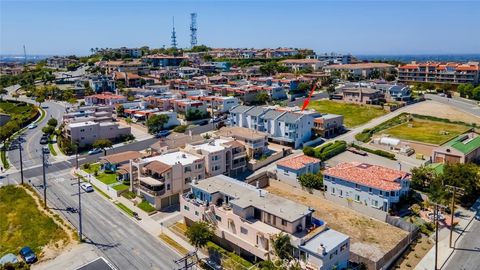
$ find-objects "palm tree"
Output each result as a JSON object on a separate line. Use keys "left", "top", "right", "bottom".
{"left": 271, "top": 233, "right": 293, "bottom": 260}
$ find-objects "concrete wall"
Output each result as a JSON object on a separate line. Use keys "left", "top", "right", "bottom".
{"left": 247, "top": 149, "right": 290, "bottom": 171}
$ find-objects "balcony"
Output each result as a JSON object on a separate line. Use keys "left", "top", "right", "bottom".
{"left": 137, "top": 177, "right": 165, "bottom": 196}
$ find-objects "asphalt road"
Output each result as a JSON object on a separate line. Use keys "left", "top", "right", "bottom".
{"left": 425, "top": 94, "right": 480, "bottom": 117}
{"left": 6, "top": 163, "right": 180, "bottom": 270}
{"left": 443, "top": 219, "right": 480, "bottom": 270}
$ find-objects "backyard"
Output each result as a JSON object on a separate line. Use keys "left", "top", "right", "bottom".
{"left": 380, "top": 118, "right": 470, "bottom": 145}
{"left": 265, "top": 180, "right": 408, "bottom": 262}
{"left": 307, "top": 100, "right": 387, "bottom": 127}
{"left": 0, "top": 185, "right": 70, "bottom": 259}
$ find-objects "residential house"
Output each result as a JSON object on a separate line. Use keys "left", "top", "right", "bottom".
{"left": 432, "top": 132, "right": 480, "bottom": 164}
{"left": 342, "top": 88, "right": 383, "bottom": 105}
{"left": 46, "top": 56, "right": 78, "bottom": 69}
{"left": 142, "top": 54, "right": 186, "bottom": 67}
{"left": 313, "top": 114, "right": 344, "bottom": 138}
{"left": 279, "top": 59, "right": 325, "bottom": 72}
{"left": 216, "top": 127, "right": 268, "bottom": 158}
{"left": 89, "top": 75, "right": 116, "bottom": 93}
{"left": 276, "top": 155, "right": 321, "bottom": 184}
{"left": 63, "top": 105, "right": 114, "bottom": 123}
{"left": 324, "top": 63, "right": 395, "bottom": 79}
{"left": 184, "top": 138, "right": 247, "bottom": 177}
{"left": 105, "top": 60, "right": 149, "bottom": 75}
{"left": 112, "top": 72, "right": 142, "bottom": 88}
{"left": 181, "top": 175, "right": 350, "bottom": 270}
{"left": 323, "top": 162, "right": 411, "bottom": 212}
{"left": 131, "top": 150, "right": 205, "bottom": 209}
{"left": 99, "top": 151, "right": 143, "bottom": 181}
{"left": 85, "top": 92, "right": 127, "bottom": 106}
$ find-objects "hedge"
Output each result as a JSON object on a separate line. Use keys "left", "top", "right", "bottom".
{"left": 350, "top": 143, "right": 396, "bottom": 160}
{"left": 304, "top": 140, "right": 347, "bottom": 160}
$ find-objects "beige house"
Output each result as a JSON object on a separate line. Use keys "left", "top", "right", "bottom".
{"left": 216, "top": 127, "right": 268, "bottom": 158}
{"left": 342, "top": 88, "right": 383, "bottom": 105}
{"left": 64, "top": 121, "right": 131, "bottom": 147}
{"left": 181, "top": 175, "right": 350, "bottom": 269}
{"left": 131, "top": 150, "right": 205, "bottom": 210}
{"left": 184, "top": 138, "right": 247, "bottom": 177}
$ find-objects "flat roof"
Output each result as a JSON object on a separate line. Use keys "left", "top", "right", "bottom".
{"left": 216, "top": 127, "right": 267, "bottom": 141}
{"left": 193, "top": 175, "right": 312, "bottom": 222}
{"left": 189, "top": 139, "right": 231, "bottom": 153}
{"left": 68, "top": 121, "right": 97, "bottom": 128}
{"left": 143, "top": 151, "right": 202, "bottom": 166}
{"left": 301, "top": 228, "right": 349, "bottom": 254}
{"left": 75, "top": 257, "right": 116, "bottom": 270}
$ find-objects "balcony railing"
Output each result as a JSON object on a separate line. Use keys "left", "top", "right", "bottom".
{"left": 137, "top": 185, "right": 165, "bottom": 196}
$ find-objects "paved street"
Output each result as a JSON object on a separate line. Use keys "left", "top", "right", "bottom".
{"left": 425, "top": 94, "right": 480, "bottom": 117}
{"left": 4, "top": 163, "right": 180, "bottom": 269}
{"left": 443, "top": 219, "right": 480, "bottom": 270}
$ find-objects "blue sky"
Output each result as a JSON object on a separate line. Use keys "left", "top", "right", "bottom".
{"left": 1, "top": 0, "right": 479, "bottom": 56}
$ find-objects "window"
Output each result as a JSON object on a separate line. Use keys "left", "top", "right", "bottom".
{"left": 339, "top": 190, "right": 343, "bottom": 197}
{"left": 281, "top": 219, "right": 287, "bottom": 226}
{"left": 355, "top": 194, "right": 360, "bottom": 202}
{"left": 185, "top": 177, "right": 191, "bottom": 184}
{"left": 184, "top": 166, "right": 191, "bottom": 173}
{"left": 215, "top": 215, "right": 222, "bottom": 222}
{"left": 240, "top": 227, "right": 248, "bottom": 234}
{"left": 167, "top": 184, "right": 171, "bottom": 190}
{"left": 391, "top": 191, "right": 395, "bottom": 196}
{"left": 368, "top": 187, "right": 372, "bottom": 193}
{"left": 331, "top": 187, "right": 335, "bottom": 194}
{"left": 195, "top": 211, "right": 199, "bottom": 216}
{"left": 372, "top": 200, "right": 378, "bottom": 207}
{"left": 184, "top": 205, "right": 190, "bottom": 211}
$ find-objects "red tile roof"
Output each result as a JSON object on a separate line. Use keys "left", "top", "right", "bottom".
{"left": 323, "top": 162, "right": 410, "bottom": 191}
{"left": 277, "top": 155, "right": 320, "bottom": 170}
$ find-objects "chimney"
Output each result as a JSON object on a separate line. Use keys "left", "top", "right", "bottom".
{"left": 318, "top": 244, "right": 326, "bottom": 255}
{"left": 256, "top": 181, "right": 259, "bottom": 189}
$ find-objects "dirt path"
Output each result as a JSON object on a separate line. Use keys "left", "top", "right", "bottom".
{"left": 405, "top": 101, "right": 480, "bottom": 125}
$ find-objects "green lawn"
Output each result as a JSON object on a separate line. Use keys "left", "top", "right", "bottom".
{"left": 0, "top": 186, "right": 69, "bottom": 257}
{"left": 307, "top": 100, "right": 387, "bottom": 127}
{"left": 381, "top": 119, "right": 470, "bottom": 145}
{"left": 114, "top": 202, "right": 134, "bottom": 217}
{"left": 83, "top": 163, "right": 118, "bottom": 185}
{"left": 48, "top": 135, "right": 57, "bottom": 156}
{"left": 138, "top": 200, "right": 156, "bottom": 213}
{"left": 112, "top": 184, "right": 129, "bottom": 191}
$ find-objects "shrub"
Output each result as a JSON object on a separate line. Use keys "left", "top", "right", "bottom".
{"left": 82, "top": 163, "right": 90, "bottom": 170}
{"left": 298, "top": 173, "right": 323, "bottom": 190}
{"left": 350, "top": 143, "right": 396, "bottom": 160}
{"left": 173, "top": 125, "right": 188, "bottom": 133}
{"left": 313, "top": 140, "right": 347, "bottom": 160}
{"left": 303, "top": 146, "right": 315, "bottom": 157}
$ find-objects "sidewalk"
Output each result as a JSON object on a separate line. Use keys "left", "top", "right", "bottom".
{"left": 415, "top": 206, "right": 475, "bottom": 270}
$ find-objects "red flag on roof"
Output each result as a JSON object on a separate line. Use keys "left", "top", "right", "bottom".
{"left": 301, "top": 81, "right": 317, "bottom": 111}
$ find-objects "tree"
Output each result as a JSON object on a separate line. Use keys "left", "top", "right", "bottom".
{"left": 125, "top": 118, "right": 133, "bottom": 125}
{"left": 42, "top": 125, "right": 55, "bottom": 134}
{"left": 296, "top": 82, "right": 311, "bottom": 93}
{"left": 326, "top": 84, "right": 336, "bottom": 94}
{"left": 441, "top": 163, "right": 480, "bottom": 204}
{"left": 116, "top": 105, "right": 125, "bottom": 116}
{"left": 185, "top": 221, "right": 214, "bottom": 249}
{"left": 298, "top": 173, "right": 323, "bottom": 190}
{"left": 271, "top": 233, "right": 293, "bottom": 260}
{"left": 411, "top": 165, "right": 436, "bottom": 190}
{"left": 92, "top": 139, "right": 113, "bottom": 156}
{"left": 35, "top": 96, "right": 45, "bottom": 106}
{"left": 146, "top": 114, "right": 169, "bottom": 134}
{"left": 472, "top": 86, "right": 480, "bottom": 101}
{"left": 256, "top": 91, "right": 270, "bottom": 105}
{"left": 47, "top": 118, "right": 58, "bottom": 127}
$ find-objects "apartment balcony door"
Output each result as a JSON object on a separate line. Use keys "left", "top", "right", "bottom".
{"left": 254, "top": 208, "right": 262, "bottom": 220}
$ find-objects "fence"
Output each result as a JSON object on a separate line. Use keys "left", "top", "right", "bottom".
{"left": 322, "top": 192, "right": 388, "bottom": 221}
{"left": 247, "top": 148, "right": 291, "bottom": 171}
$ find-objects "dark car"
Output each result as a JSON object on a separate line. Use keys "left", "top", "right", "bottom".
{"left": 40, "top": 136, "right": 48, "bottom": 145}
{"left": 155, "top": 130, "right": 171, "bottom": 138}
{"left": 19, "top": 246, "right": 36, "bottom": 264}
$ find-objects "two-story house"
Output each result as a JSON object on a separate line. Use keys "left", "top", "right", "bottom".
{"left": 181, "top": 175, "right": 350, "bottom": 270}
{"left": 131, "top": 150, "right": 205, "bottom": 210}
{"left": 276, "top": 155, "right": 321, "bottom": 184}
{"left": 323, "top": 162, "right": 411, "bottom": 212}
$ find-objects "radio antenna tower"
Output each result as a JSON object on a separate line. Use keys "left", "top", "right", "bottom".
{"left": 190, "top": 13, "right": 198, "bottom": 48}
{"left": 171, "top": 17, "right": 177, "bottom": 48}
{"left": 23, "top": 45, "right": 27, "bottom": 66}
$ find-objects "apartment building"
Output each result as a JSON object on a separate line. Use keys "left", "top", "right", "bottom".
{"left": 112, "top": 72, "right": 142, "bottom": 87}
{"left": 131, "top": 150, "right": 205, "bottom": 209}
{"left": 64, "top": 121, "right": 131, "bottom": 147}
{"left": 142, "top": 54, "right": 186, "bottom": 67}
{"left": 181, "top": 175, "right": 350, "bottom": 270}
{"left": 279, "top": 59, "right": 325, "bottom": 72}
{"left": 323, "top": 162, "right": 411, "bottom": 212}
{"left": 216, "top": 127, "right": 268, "bottom": 158}
{"left": 46, "top": 56, "right": 78, "bottom": 69}
{"left": 276, "top": 155, "right": 321, "bottom": 184}
{"left": 116, "top": 47, "right": 143, "bottom": 58}
{"left": 84, "top": 92, "right": 127, "bottom": 106}
{"left": 324, "top": 63, "right": 394, "bottom": 79}
{"left": 63, "top": 105, "right": 114, "bottom": 123}
{"left": 398, "top": 62, "right": 480, "bottom": 85}
{"left": 88, "top": 75, "right": 116, "bottom": 93}
{"left": 173, "top": 99, "right": 208, "bottom": 118}
{"left": 184, "top": 138, "right": 247, "bottom": 177}
{"left": 200, "top": 96, "right": 240, "bottom": 114}
{"left": 432, "top": 132, "right": 480, "bottom": 164}
{"left": 105, "top": 60, "right": 149, "bottom": 75}
{"left": 308, "top": 53, "right": 354, "bottom": 64}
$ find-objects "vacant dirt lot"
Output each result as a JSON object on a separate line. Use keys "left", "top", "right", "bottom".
{"left": 405, "top": 101, "right": 480, "bottom": 125}
{"left": 266, "top": 180, "right": 408, "bottom": 261}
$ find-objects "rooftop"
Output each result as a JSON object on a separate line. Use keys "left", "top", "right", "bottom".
{"left": 143, "top": 150, "right": 202, "bottom": 166}
{"left": 101, "top": 151, "right": 142, "bottom": 165}
{"left": 277, "top": 155, "right": 320, "bottom": 170}
{"left": 193, "top": 175, "right": 313, "bottom": 222}
{"left": 217, "top": 126, "right": 268, "bottom": 141}
{"left": 323, "top": 162, "right": 410, "bottom": 191}
{"left": 327, "top": 63, "right": 394, "bottom": 69}
{"left": 444, "top": 132, "right": 480, "bottom": 155}
{"left": 300, "top": 228, "right": 349, "bottom": 255}
{"left": 188, "top": 139, "right": 232, "bottom": 153}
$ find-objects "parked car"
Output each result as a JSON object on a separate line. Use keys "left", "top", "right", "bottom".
{"left": 41, "top": 104, "right": 49, "bottom": 109}
{"left": 155, "top": 130, "right": 171, "bottom": 138}
{"left": 19, "top": 247, "right": 36, "bottom": 264}
{"left": 80, "top": 183, "right": 94, "bottom": 192}
{"left": 87, "top": 148, "right": 102, "bottom": 155}
{"left": 39, "top": 137, "right": 48, "bottom": 145}
{"left": 27, "top": 123, "right": 37, "bottom": 129}
{"left": 0, "top": 253, "right": 18, "bottom": 266}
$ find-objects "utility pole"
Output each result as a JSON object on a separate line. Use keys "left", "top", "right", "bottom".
{"left": 18, "top": 141, "right": 24, "bottom": 184}
{"left": 446, "top": 184, "right": 465, "bottom": 248}
{"left": 42, "top": 147, "right": 49, "bottom": 208}
{"left": 77, "top": 176, "right": 83, "bottom": 241}
{"left": 430, "top": 201, "right": 447, "bottom": 270}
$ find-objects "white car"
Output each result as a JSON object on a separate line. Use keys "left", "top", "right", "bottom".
{"left": 41, "top": 105, "right": 49, "bottom": 109}
{"left": 27, "top": 123, "right": 37, "bottom": 129}
{"left": 80, "top": 183, "right": 93, "bottom": 193}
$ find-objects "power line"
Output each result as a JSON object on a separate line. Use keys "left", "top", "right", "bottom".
{"left": 190, "top": 13, "right": 198, "bottom": 48}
